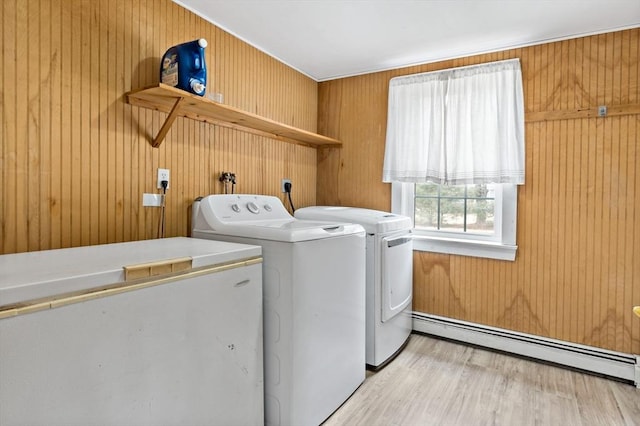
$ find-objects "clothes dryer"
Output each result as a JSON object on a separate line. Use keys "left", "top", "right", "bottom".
{"left": 192, "top": 194, "right": 366, "bottom": 426}
{"left": 295, "top": 206, "right": 412, "bottom": 369}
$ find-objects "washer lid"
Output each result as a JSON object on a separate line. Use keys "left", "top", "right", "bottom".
{"left": 295, "top": 206, "right": 412, "bottom": 234}
{"left": 194, "top": 219, "right": 364, "bottom": 242}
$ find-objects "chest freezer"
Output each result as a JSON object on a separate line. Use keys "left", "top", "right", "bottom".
{"left": 0, "top": 237, "right": 263, "bottom": 426}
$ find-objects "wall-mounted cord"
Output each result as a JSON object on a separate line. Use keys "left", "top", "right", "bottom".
{"left": 230, "top": 173, "right": 236, "bottom": 194}
{"left": 284, "top": 181, "right": 295, "bottom": 213}
{"left": 158, "top": 180, "right": 168, "bottom": 238}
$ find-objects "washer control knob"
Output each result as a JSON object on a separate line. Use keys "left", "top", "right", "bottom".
{"left": 264, "top": 204, "right": 272, "bottom": 212}
{"left": 231, "top": 203, "right": 241, "bottom": 213}
{"left": 247, "top": 202, "right": 260, "bottom": 214}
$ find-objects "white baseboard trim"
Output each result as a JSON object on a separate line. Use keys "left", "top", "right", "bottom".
{"left": 412, "top": 312, "right": 639, "bottom": 387}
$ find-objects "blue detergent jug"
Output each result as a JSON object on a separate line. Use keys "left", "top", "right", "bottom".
{"left": 160, "top": 39, "right": 207, "bottom": 96}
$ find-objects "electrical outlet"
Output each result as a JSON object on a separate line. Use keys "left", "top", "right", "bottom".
{"left": 281, "top": 178, "right": 291, "bottom": 193}
{"left": 157, "top": 168, "right": 170, "bottom": 189}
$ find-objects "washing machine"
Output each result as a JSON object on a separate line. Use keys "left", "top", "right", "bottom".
{"left": 295, "top": 206, "right": 413, "bottom": 369}
{"left": 192, "top": 194, "right": 366, "bottom": 426}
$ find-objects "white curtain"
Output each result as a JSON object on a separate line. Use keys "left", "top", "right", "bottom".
{"left": 382, "top": 59, "right": 525, "bottom": 185}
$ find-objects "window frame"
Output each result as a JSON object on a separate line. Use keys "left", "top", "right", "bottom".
{"left": 392, "top": 182, "right": 518, "bottom": 261}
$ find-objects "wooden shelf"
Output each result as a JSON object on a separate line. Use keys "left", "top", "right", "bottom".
{"left": 125, "top": 84, "right": 342, "bottom": 148}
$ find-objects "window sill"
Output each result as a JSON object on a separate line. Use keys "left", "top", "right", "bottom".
{"left": 412, "top": 235, "right": 517, "bottom": 261}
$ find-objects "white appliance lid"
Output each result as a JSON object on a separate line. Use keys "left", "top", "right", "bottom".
{"left": 193, "top": 195, "right": 365, "bottom": 242}
{"left": 0, "top": 237, "right": 261, "bottom": 306}
{"left": 294, "top": 206, "right": 412, "bottom": 234}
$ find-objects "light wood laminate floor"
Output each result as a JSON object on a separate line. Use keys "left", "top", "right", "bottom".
{"left": 324, "top": 333, "right": 640, "bottom": 425}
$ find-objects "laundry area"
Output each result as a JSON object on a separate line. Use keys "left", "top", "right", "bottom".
{"left": 1, "top": 1, "right": 640, "bottom": 425}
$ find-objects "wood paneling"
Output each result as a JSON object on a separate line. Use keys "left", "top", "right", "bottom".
{"left": 317, "top": 29, "right": 640, "bottom": 354}
{"left": 1, "top": 0, "right": 318, "bottom": 255}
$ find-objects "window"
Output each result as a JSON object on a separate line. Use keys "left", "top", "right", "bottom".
{"left": 383, "top": 59, "right": 524, "bottom": 261}
{"left": 392, "top": 182, "right": 517, "bottom": 261}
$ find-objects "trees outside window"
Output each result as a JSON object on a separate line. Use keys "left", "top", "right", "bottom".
{"left": 415, "top": 183, "right": 495, "bottom": 235}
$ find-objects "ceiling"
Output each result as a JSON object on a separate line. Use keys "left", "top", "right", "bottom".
{"left": 174, "top": 0, "right": 640, "bottom": 82}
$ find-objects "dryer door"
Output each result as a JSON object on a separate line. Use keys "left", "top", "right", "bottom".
{"left": 381, "top": 234, "right": 413, "bottom": 322}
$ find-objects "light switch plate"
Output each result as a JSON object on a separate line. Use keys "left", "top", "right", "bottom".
{"left": 142, "top": 193, "right": 163, "bottom": 207}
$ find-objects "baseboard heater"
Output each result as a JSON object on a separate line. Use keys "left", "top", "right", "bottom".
{"left": 412, "top": 312, "right": 639, "bottom": 387}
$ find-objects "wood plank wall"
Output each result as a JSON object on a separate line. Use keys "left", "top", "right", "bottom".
{"left": 1, "top": 0, "right": 319, "bottom": 255}
{"left": 317, "top": 29, "right": 640, "bottom": 354}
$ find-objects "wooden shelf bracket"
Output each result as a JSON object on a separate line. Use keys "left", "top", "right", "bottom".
{"left": 153, "top": 97, "right": 186, "bottom": 148}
